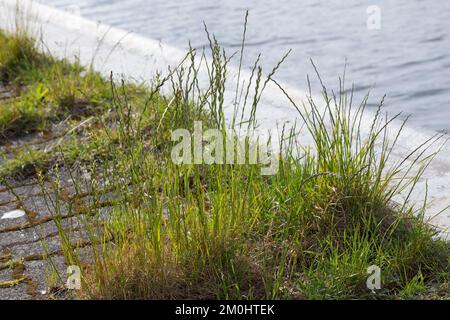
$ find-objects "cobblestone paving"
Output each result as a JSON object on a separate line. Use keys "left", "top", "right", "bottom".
{"left": 0, "top": 170, "right": 99, "bottom": 299}
{"left": 0, "top": 85, "right": 105, "bottom": 299}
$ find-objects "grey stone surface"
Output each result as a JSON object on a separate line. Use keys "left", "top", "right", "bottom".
{"left": 0, "top": 165, "right": 110, "bottom": 299}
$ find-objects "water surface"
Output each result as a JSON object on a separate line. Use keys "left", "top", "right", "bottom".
{"left": 38, "top": 0, "right": 450, "bottom": 131}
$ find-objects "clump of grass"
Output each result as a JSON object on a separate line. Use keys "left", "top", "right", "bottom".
{"left": 0, "top": 29, "right": 120, "bottom": 144}
{"left": 1, "top": 17, "right": 448, "bottom": 300}
{"left": 43, "top": 61, "right": 113, "bottom": 118}
{"left": 0, "top": 83, "right": 48, "bottom": 139}
{"left": 0, "top": 28, "right": 147, "bottom": 182}
{"left": 43, "top": 37, "right": 447, "bottom": 300}
{"left": 0, "top": 30, "right": 50, "bottom": 84}
{"left": 0, "top": 117, "right": 123, "bottom": 180}
{"left": 0, "top": 148, "right": 47, "bottom": 180}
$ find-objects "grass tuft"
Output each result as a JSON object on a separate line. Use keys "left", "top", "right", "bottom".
{"left": 0, "top": 17, "right": 448, "bottom": 300}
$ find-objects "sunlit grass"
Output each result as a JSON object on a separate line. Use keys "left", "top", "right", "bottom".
{"left": 0, "top": 19, "right": 448, "bottom": 299}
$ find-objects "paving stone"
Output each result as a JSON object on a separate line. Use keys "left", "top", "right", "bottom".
{"left": 0, "top": 204, "right": 29, "bottom": 230}
{"left": 0, "top": 269, "right": 10, "bottom": 282}
{"left": 0, "top": 283, "right": 31, "bottom": 300}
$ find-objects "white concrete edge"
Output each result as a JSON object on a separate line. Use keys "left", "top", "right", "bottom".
{"left": 0, "top": 0, "right": 449, "bottom": 236}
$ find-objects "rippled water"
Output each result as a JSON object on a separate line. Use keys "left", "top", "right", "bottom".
{"left": 38, "top": 0, "right": 450, "bottom": 131}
